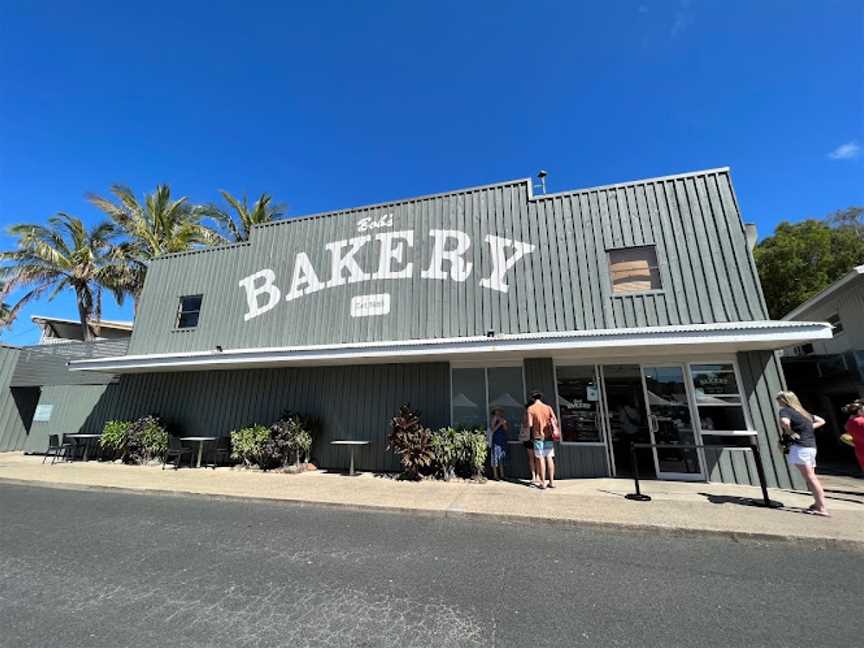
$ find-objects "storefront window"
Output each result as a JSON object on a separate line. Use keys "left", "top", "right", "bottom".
{"left": 689, "top": 363, "right": 748, "bottom": 434}
{"left": 487, "top": 367, "right": 525, "bottom": 442}
{"left": 555, "top": 365, "right": 602, "bottom": 442}
{"left": 451, "top": 368, "right": 486, "bottom": 430}
{"left": 451, "top": 366, "right": 524, "bottom": 441}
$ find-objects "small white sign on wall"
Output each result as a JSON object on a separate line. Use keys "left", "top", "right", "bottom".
{"left": 350, "top": 293, "right": 391, "bottom": 318}
{"left": 33, "top": 404, "right": 54, "bottom": 422}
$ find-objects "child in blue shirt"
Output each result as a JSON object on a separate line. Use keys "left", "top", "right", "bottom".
{"left": 490, "top": 408, "right": 509, "bottom": 480}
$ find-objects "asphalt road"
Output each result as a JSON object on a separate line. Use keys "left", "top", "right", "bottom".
{"left": 0, "top": 483, "right": 858, "bottom": 648}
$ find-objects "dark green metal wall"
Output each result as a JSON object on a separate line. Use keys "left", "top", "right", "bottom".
{"left": 11, "top": 340, "right": 127, "bottom": 387}
{"left": 24, "top": 385, "right": 109, "bottom": 453}
{"left": 55, "top": 363, "right": 451, "bottom": 472}
{"left": 128, "top": 169, "right": 766, "bottom": 356}
{"left": 0, "top": 347, "right": 40, "bottom": 451}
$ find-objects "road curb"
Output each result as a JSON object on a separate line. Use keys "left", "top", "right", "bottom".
{"left": 2, "top": 476, "right": 862, "bottom": 552}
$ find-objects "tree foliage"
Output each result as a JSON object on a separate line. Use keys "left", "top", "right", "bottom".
{"left": 202, "top": 191, "right": 286, "bottom": 243}
{"left": 87, "top": 184, "right": 220, "bottom": 306}
{"left": 0, "top": 183, "right": 284, "bottom": 333}
{"left": 755, "top": 207, "right": 864, "bottom": 319}
{"left": 0, "top": 214, "right": 126, "bottom": 340}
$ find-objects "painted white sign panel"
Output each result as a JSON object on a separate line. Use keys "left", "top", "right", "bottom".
{"left": 350, "top": 293, "right": 391, "bottom": 318}
{"left": 33, "top": 404, "right": 53, "bottom": 422}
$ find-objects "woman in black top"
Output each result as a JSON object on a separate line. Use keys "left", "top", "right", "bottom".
{"left": 776, "top": 391, "right": 829, "bottom": 516}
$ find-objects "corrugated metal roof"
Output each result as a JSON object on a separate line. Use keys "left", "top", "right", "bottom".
{"left": 12, "top": 339, "right": 131, "bottom": 386}
{"left": 71, "top": 321, "right": 831, "bottom": 373}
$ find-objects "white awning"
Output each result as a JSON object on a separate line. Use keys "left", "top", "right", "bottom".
{"left": 67, "top": 321, "right": 831, "bottom": 374}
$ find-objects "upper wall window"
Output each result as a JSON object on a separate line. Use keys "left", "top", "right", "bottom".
{"left": 176, "top": 294, "right": 203, "bottom": 329}
{"left": 608, "top": 246, "right": 661, "bottom": 294}
{"left": 827, "top": 313, "right": 843, "bottom": 337}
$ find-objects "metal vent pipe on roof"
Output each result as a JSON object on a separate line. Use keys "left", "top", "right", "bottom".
{"left": 535, "top": 170, "right": 548, "bottom": 195}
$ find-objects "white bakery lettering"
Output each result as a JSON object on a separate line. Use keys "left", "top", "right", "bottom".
{"left": 238, "top": 230, "right": 535, "bottom": 321}
{"left": 356, "top": 214, "right": 393, "bottom": 232}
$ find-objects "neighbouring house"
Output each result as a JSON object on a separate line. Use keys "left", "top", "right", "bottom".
{"left": 781, "top": 264, "right": 864, "bottom": 473}
{"left": 31, "top": 315, "right": 133, "bottom": 344}
{"left": 0, "top": 168, "right": 832, "bottom": 488}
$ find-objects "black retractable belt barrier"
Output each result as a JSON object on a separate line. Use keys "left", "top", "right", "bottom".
{"left": 624, "top": 441, "right": 783, "bottom": 508}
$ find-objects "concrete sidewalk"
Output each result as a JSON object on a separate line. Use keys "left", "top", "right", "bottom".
{"left": 1, "top": 452, "right": 862, "bottom": 549}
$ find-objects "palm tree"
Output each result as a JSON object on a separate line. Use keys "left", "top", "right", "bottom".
{"left": 0, "top": 214, "right": 125, "bottom": 341}
{"left": 202, "top": 191, "right": 286, "bottom": 243}
{"left": 88, "top": 184, "right": 219, "bottom": 306}
{"left": 0, "top": 283, "right": 13, "bottom": 329}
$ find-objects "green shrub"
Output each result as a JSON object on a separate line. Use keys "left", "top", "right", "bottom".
{"left": 454, "top": 428, "right": 488, "bottom": 478}
{"left": 267, "top": 414, "right": 315, "bottom": 469}
{"left": 430, "top": 427, "right": 488, "bottom": 479}
{"left": 99, "top": 420, "right": 131, "bottom": 454}
{"left": 230, "top": 425, "right": 270, "bottom": 468}
{"left": 125, "top": 415, "right": 168, "bottom": 464}
{"left": 387, "top": 404, "right": 434, "bottom": 480}
{"left": 430, "top": 427, "right": 459, "bottom": 480}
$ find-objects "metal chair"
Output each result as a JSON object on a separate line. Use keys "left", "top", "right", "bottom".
{"left": 211, "top": 437, "right": 232, "bottom": 468}
{"left": 43, "top": 434, "right": 72, "bottom": 465}
{"left": 162, "top": 435, "right": 194, "bottom": 470}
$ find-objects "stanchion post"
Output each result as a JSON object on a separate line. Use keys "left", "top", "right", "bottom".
{"left": 750, "top": 443, "right": 783, "bottom": 509}
{"left": 625, "top": 442, "right": 651, "bottom": 502}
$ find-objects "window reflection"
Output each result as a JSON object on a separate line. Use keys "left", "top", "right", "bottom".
{"left": 451, "top": 367, "right": 525, "bottom": 441}
{"left": 556, "top": 366, "right": 602, "bottom": 442}
{"left": 690, "top": 363, "right": 748, "bottom": 434}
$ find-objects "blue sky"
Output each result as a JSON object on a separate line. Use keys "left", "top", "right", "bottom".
{"left": 0, "top": 1, "right": 861, "bottom": 344}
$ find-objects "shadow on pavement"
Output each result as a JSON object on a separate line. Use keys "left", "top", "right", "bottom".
{"left": 698, "top": 493, "right": 786, "bottom": 509}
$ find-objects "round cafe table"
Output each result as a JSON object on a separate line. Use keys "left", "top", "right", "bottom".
{"left": 330, "top": 440, "right": 370, "bottom": 476}
{"left": 179, "top": 436, "right": 217, "bottom": 468}
{"left": 65, "top": 433, "right": 102, "bottom": 461}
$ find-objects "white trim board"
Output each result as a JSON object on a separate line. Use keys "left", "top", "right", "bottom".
{"left": 67, "top": 321, "right": 832, "bottom": 374}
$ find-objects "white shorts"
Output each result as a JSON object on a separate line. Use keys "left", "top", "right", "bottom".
{"left": 787, "top": 445, "right": 817, "bottom": 468}
{"left": 533, "top": 440, "right": 555, "bottom": 458}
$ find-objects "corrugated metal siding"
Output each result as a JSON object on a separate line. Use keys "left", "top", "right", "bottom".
{"left": 23, "top": 385, "right": 110, "bottom": 453}
{"left": 128, "top": 170, "right": 767, "bottom": 355}
{"left": 702, "top": 350, "right": 801, "bottom": 489}
{"left": 56, "top": 363, "right": 452, "bottom": 471}
{"left": 0, "top": 347, "right": 39, "bottom": 451}
{"left": 12, "top": 339, "right": 128, "bottom": 387}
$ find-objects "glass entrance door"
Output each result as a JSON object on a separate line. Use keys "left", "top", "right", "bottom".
{"left": 641, "top": 365, "right": 703, "bottom": 480}
{"left": 601, "top": 365, "right": 654, "bottom": 478}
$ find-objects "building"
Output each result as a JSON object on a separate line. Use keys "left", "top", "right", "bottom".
{"left": 1, "top": 168, "right": 832, "bottom": 488}
{"left": 0, "top": 318, "right": 130, "bottom": 452}
{"left": 781, "top": 264, "right": 864, "bottom": 472}
{"left": 31, "top": 315, "right": 133, "bottom": 345}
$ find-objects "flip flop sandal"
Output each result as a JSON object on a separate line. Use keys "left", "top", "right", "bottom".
{"left": 804, "top": 509, "right": 831, "bottom": 517}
